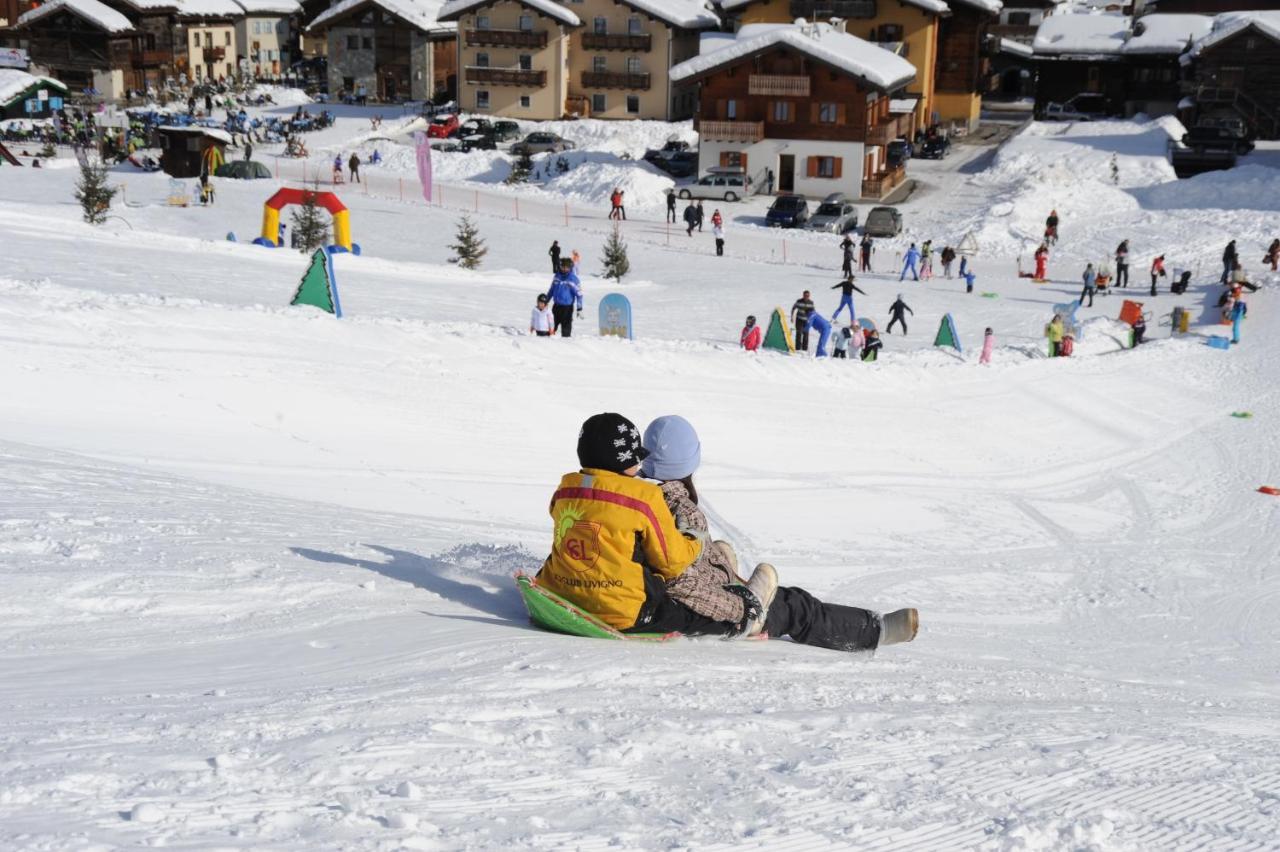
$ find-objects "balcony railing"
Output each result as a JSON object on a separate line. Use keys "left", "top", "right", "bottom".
{"left": 465, "top": 28, "right": 548, "bottom": 48}
{"left": 132, "top": 49, "right": 170, "bottom": 67}
{"left": 697, "top": 120, "right": 765, "bottom": 143}
{"left": 581, "top": 71, "right": 650, "bottom": 90}
{"left": 861, "top": 164, "right": 905, "bottom": 199}
{"left": 748, "top": 74, "right": 810, "bottom": 97}
{"left": 465, "top": 66, "right": 546, "bottom": 87}
{"left": 866, "top": 112, "right": 912, "bottom": 145}
{"left": 789, "top": 0, "right": 877, "bottom": 19}
{"left": 582, "top": 32, "right": 651, "bottom": 51}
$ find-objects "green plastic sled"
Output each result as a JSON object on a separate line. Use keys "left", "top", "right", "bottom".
{"left": 515, "top": 574, "right": 675, "bottom": 641}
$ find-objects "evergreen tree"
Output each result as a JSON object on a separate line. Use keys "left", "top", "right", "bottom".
{"left": 74, "top": 157, "right": 118, "bottom": 225}
{"left": 506, "top": 148, "right": 534, "bottom": 184}
{"left": 291, "top": 183, "right": 330, "bottom": 252}
{"left": 601, "top": 224, "right": 630, "bottom": 282}
{"left": 450, "top": 215, "right": 487, "bottom": 270}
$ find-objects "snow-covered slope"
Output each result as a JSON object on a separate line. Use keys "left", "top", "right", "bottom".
{"left": 1, "top": 115, "right": 1278, "bottom": 850}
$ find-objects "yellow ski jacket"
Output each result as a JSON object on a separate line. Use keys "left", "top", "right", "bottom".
{"left": 537, "top": 468, "right": 702, "bottom": 629}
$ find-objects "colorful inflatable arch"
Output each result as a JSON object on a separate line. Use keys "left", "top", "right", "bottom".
{"left": 255, "top": 188, "right": 356, "bottom": 253}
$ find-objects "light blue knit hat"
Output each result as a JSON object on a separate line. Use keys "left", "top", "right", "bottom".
{"left": 639, "top": 415, "right": 702, "bottom": 481}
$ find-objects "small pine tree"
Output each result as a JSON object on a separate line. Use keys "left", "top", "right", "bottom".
{"left": 74, "top": 157, "right": 118, "bottom": 225}
{"left": 601, "top": 224, "right": 630, "bottom": 282}
{"left": 506, "top": 148, "right": 534, "bottom": 184}
{"left": 450, "top": 215, "right": 487, "bottom": 270}
{"left": 291, "top": 182, "right": 330, "bottom": 252}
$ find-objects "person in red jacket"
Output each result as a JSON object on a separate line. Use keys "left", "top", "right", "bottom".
{"left": 1150, "top": 254, "right": 1166, "bottom": 296}
{"left": 1034, "top": 243, "right": 1049, "bottom": 281}
{"left": 740, "top": 315, "right": 762, "bottom": 351}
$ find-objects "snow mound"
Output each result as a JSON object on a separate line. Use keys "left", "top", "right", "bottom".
{"left": 1130, "top": 164, "right": 1280, "bottom": 212}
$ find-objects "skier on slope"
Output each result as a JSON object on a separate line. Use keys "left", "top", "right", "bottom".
{"left": 831, "top": 275, "right": 866, "bottom": 323}
{"left": 900, "top": 243, "right": 921, "bottom": 281}
{"left": 887, "top": 294, "right": 913, "bottom": 335}
{"left": 740, "top": 315, "right": 761, "bottom": 351}
{"left": 1034, "top": 242, "right": 1049, "bottom": 281}
{"left": 546, "top": 258, "right": 582, "bottom": 338}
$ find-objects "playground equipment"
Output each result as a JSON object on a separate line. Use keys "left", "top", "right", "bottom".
{"left": 290, "top": 248, "right": 343, "bottom": 317}
{"left": 254, "top": 187, "right": 357, "bottom": 253}
{"left": 0, "top": 141, "right": 21, "bottom": 166}
{"left": 933, "top": 313, "right": 962, "bottom": 352}
{"left": 598, "top": 293, "right": 634, "bottom": 339}
{"left": 762, "top": 307, "right": 795, "bottom": 353}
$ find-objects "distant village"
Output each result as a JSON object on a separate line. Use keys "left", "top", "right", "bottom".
{"left": 3, "top": 0, "right": 1278, "bottom": 199}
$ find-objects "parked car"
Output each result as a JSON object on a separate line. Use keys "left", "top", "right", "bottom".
{"left": 677, "top": 170, "right": 751, "bottom": 201}
{"left": 887, "top": 138, "right": 913, "bottom": 169}
{"left": 806, "top": 193, "right": 858, "bottom": 233}
{"left": 1182, "top": 118, "right": 1254, "bottom": 154}
{"left": 490, "top": 120, "right": 521, "bottom": 143}
{"left": 919, "top": 135, "right": 950, "bottom": 159}
{"left": 643, "top": 139, "right": 691, "bottom": 161}
{"left": 459, "top": 133, "right": 497, "bottom": 152}
{"left": 1040, "top": 93, "right": 1111, "bottom": 122}
{"left": 511, "top": 132, "right": 576, "bottom": 155}
{"left": 457, "top": 118, "right": 493, "bottom": 138}
{"left": 863, "top": 205, "right": 903, "bottom": 237}
{"left": 765, "top": 194, "right": 810, "bottom": 228}
{"left": 426, "top": 113, "right": 460, "bottom": 138}
{"left": 647, "top": 150, "right": 698, "bottom": 178}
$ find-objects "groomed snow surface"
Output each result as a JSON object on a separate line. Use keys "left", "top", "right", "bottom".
{"left": 1, "top": 107, "right": 1279, "bottom": 850}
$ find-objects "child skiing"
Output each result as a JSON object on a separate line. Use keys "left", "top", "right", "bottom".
{"left": 740, "top": 315, "right": 761, "bottom": 351}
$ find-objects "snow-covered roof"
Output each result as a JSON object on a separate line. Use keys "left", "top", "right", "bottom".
{"left": 1185, "top": 11, "right": 1280, "bottom": 59}
{"left": 436, "top": 0, "right": 579, "bottom": 27}
{"left": 1032, "top": 12, "right": 1129, "bottom": 56}
{"left": 902, "top": 0, "right": 950, "bottom": 13}
{"left": 232, "top": 0, "right": 302, "bottom": 13}
{"left": 176, "top": 0, "right": 245, "bottom": 17}
{"left": 948, "top": 0, "right": 1002, "bottom": 15}
{"left": 114, "top": 0, "right": 180, "bottom": 10}
{"left": 312, "top": 0, "right": 456, "bottom": 31}
{"left": 0, "top": 69, "right": 69, "bottom": 105}
{"left": 999, "top": 35, "right": 1033, "bottom": 56}
{"left": 671, "top": 21, "right": 916, "bottom": 91}
{"left": 617, "top": 0, "right": 717, "bottom": 30}
{"left": 158, "top": 125, "right": 235, "bottom": 143}
{"left": 1122, "top": 13, "right": 1211, "bottom": 55}
{"left": 889, "top": 96, "right": 918, "bottom": 113}
{"left": 16, "top": 0, "right": 135, "bottom": 32}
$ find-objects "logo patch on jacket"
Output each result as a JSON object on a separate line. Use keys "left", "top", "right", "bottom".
{"left": 559, "top": 520, "right": 602, "bottom": 572}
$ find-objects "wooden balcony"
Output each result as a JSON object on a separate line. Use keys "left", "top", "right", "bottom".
{"left": 465, "top": 66, "right": 546, "bottom": 87}
{"left": 862, "top": 164, "right": 905, "bottom": 199}
{"left": 206, "top": 46, "right": 226, "bottom": 61}
{"left": 132, "top": 49, "right": 170, "bottom": 67}
{"left": 866, "top": 112, "right": 912, "bottom": 145}
{"left": 697, "top": 120, "right": 765, "bottom": 143}
{"left": 465, "top": 29, "right": 548, "bottom": 48}
{"left": 748, "top": 74, "right": 810, "bottom": 97}
{"left": 789, "top": 0, "right": 877, "bottom": 19}
{"left": 581, "top": 32, "right": 651, "bottom": 51}
{"left": 581, "top": 70, "right": 650, "bottom": 90}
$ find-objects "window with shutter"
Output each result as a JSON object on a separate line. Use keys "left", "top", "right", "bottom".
{"left": 806, "top": 157, "right": 818, "bottom": 178}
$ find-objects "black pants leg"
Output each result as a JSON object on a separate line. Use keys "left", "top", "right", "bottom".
{"left": 833, "top": 349, "right": 846, "bottom": 359}
{"left": 1117, "top": 265, "right": 1128, "bottom": 287}
{"left": 667, "top": 209, "right": 676, "bottom": 223}
{"left": 624, "top": 590, "right": 739, "bottom": 637}
{"left": 552, "top": 304, "right": 574, "bottom": 338}
{"left": 888, "top": 316, "right": 906, "bottom": 334}
{"left": 763, "top": 586, "right": 880, "bottom": 651}
{"left": 795, "top": 322, "right": 809, "bottom": 351}
{"left": 716, "top": 239, "right": 724, "bottom": 256}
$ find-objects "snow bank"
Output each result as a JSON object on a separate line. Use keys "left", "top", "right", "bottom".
{"left": 1130, "top": 163, "right": 1280, "bottom": 213}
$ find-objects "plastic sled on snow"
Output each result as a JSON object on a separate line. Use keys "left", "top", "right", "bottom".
{"left": 515, "top": 574, "right": 676, "bottom": 642}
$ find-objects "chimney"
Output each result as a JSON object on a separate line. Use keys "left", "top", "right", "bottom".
{"left": 830, "top": 17, "right": 847, "bottom": 34}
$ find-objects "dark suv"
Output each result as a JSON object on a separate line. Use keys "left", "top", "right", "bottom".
{"left": 765, "top": 194, "right": 810, "bottom": 228}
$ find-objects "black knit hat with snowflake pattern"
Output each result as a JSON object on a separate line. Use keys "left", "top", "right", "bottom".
{"left": 577, "top": 412, "right": 650, "bottom": 473}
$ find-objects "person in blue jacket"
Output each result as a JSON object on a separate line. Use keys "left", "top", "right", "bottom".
{"left": 547, "top": 258, "right": 583, "bottom": 337}
{"left": 900, "top": 243, "right": 921, "bottom": 281}
{"left": 808, "top": 311, "right": 832, "bottom": 358}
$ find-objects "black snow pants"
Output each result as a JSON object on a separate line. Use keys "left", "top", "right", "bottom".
{"left": 625, "top": 582, "right": 880, "bottom": 652}
{"left": 887, "top": 314, "right": 907, "bottom": 334}
{"left": 552, "top": 304, "right": 574, "bottom": 338}
{"left": 1116, "top": 263, "right": 1129, "bottom": 287}
{"left": 794, "top": 320, "right": 810, "bottom": 351}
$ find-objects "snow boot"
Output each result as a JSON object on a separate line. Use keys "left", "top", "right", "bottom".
{"left": 743, "top": 563, "right": 778, "bottom": 637}
{"left": 877, "top": 608, "right": 919, "bottom": 647}
{"left": 713, "top": 539, "right": 744, "bottom": 584}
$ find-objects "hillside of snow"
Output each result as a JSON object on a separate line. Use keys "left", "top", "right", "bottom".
{"left": 1, "top": 110, "right": 1278, "bottom": 850}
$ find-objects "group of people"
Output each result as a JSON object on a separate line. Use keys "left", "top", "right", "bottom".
{"left": 896, "top": 241, "right": 976, "bottom": 291}
{"left": 536, "top": 412, "right": 919, "bottom": 650}
{"left": 530, "top": 241, "right": 585, "bottom": 337}
{"left": 332, "top": 152, "right": 361, "bottom": 184}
